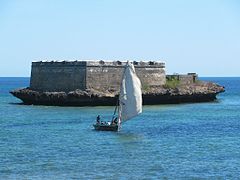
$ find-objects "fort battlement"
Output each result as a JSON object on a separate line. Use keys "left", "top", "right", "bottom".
{"left": 30, "top": 60, "right": 166, "bottom": 92}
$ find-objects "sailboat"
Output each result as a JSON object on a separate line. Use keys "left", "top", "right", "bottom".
{"left": 93, "top": 61, "right": 142, "bottom": 131}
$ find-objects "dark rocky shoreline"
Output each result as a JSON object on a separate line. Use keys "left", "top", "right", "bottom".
{"left": 10, "top": 81, "right": 225, "bottom": 106}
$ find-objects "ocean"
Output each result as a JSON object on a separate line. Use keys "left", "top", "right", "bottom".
{"left": 0, "top": 77, "right": 240, "bottom": 179}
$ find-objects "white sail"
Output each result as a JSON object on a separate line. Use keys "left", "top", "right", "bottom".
{"left": 119, "top": 62, "right": 142, "bottom": 122}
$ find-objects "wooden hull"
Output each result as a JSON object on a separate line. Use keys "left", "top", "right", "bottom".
{"left": 93, "top": 124, "right": 118, "bottom": 131}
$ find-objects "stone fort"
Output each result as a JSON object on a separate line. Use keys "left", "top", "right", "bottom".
{"left": 30, "top": 60, "right": 166, "bottom": 92}
{"left": 30, "top": 60, "right": 197, "bottom": 92}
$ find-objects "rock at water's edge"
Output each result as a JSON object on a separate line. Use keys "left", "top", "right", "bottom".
{"left": 10, "top": 81, "right": 225, "bottom": 106}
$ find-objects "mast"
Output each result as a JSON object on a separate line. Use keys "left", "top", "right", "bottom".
{"left": 111, "top": 99, "right": 118, "bottom": 121}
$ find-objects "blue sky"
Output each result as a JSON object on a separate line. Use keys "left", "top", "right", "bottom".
{"left": 0, "top": 0, "right": 239, "bottom": 76}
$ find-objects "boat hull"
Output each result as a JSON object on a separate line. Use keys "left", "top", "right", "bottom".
{"left": 93, "top": 124, "right": 118, "bottom": 131}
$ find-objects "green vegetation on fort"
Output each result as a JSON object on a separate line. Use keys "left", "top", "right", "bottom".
{"left": 142, "top": 83, "right": 150, "bottom": 91}
{"left": 164, "top": 76, "right": 180, "bottom": 89}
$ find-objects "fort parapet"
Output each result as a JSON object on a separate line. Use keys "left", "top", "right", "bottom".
{"left": 30, "top": 60, "right": 166, "bottom": 92}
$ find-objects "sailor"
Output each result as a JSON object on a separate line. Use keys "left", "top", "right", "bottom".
{"left": 111, "top": 119, "right": 115, "bottom": 125}
{"left": 113, "top": 117, "right": 118, "bottom": 124}
{"left": 96, "top": 115, "right": 100, "bottom": 124}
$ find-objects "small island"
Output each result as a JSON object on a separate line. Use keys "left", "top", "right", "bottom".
{"left": 10, "top": 60, "right": 225, "bottom": 106}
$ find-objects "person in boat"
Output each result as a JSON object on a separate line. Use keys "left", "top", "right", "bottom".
{"left": 114, "top": 117, "right": 118, "bottom": 124}
{"left": 111, "top": 117, "right": 118, "bottom": 125}
{"left": 96, "top": 115, "right": 100, "bottom": 124}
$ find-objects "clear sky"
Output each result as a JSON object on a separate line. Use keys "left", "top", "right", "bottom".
{"left": 0, "top": 0, "right": 239, "bottom": 77}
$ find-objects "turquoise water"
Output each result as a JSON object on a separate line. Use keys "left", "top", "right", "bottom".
{"left": 0, "top": 77, "right": 240, "bottom": 179}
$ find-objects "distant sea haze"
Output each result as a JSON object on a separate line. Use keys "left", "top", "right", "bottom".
{"left": 1, "top": 77, "right": 240, "bottom": 179}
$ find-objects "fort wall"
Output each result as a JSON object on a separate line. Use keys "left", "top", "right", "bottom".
{"left": 30, "top": 61, "right": 87, "bottom": 92}
{"left": 30, "top": 60, "right": 166, "bottom": 92}
{"left": 166, "top": 73, "right": 198, "bottom": 85}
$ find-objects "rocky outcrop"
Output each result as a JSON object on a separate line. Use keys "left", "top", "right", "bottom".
{"left": 10, "top": 81, "right": 225, "bottom": 106}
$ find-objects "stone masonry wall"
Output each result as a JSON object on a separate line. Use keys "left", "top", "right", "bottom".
{"left": 30, "top": 61, "right": 87, "bottom": 92}
{"left": 86, "top": 61, "right": 166, "bottom": 92}
{"left": 166, "top": 73, "right": 198, "bottom": 85}
{"left": 30, "top": 60, "right": 166, "bottom": 92}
